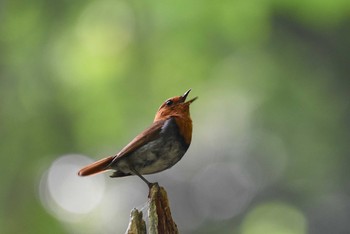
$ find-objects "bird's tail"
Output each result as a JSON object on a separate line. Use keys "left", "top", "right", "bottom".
{"left": 78, "top": 156, "right": 114, "bottom": 176}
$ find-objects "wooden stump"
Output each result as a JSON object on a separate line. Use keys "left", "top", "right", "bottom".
{"left": 126, "top": 183, "right": 178, "bottom": 234}
{"left": 127, "top": 209, "right": 146, "bottom": 234}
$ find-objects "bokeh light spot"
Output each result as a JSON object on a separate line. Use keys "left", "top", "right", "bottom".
{"left": 191, "top": 163, "right": 256, "bottom": 220}
{"left": 241, "top": 201, "right": 307, "bottom": 234}
{"left": 75, "top": 0, "right": 134, "bottom": 56}
{"left": 39, "top": 154, "right": 106, "bottom": 222}
{"left": 49, "top": 0, "right": 134, "bottom": 87}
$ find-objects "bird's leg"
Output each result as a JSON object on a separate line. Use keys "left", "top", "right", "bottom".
{"left": 130, "top": 168, "right": 154, "bottom": 188}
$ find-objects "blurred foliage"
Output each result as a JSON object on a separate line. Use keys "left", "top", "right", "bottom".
{"left": 1, "top": 0, "right": 350, "bottom": 233}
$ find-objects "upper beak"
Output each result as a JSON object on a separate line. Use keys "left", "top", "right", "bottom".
{"left": 181, "top": 89, "right": 198, "bottom": 104}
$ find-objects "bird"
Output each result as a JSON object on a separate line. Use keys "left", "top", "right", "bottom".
{"left": 78, "top": 89, "right": 197, "bottom": 187}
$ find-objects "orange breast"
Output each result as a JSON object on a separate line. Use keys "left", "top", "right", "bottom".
{"left": 174, "top": 116, "right": 193, "bottom": 145}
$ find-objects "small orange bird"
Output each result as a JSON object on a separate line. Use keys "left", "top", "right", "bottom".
{"left": 78, "top": 89, "right": 197, "bottom": 187}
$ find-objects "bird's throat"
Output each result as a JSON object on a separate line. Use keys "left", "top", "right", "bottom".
{"left": 174, "top": 116, "right": 193, "bottom": 145}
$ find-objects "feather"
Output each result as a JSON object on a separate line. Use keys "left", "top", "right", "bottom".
{"left": 78, "top": 156, "right": 114, "bottom": 176}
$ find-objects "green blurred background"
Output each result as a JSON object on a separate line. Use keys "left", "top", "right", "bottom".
{"left": 1, "top": 0, "right": 350, "bottom": 233}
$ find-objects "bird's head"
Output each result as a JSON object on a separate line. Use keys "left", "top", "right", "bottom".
{"left": 154, "top": 89, "right": 197, "bottom": 121}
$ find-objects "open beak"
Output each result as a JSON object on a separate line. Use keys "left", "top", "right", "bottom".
{"left": 181, "top": 89, "right": 198, "bottom": 104}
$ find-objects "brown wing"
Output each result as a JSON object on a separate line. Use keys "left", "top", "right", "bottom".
{"left": 78, "top": 120, "right": 166, "bottom": 176}
{"left": 110, "top": 119, "right": 165, "bottom": 164}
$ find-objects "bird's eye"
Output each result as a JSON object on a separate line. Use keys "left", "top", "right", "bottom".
{"left": 165, "top": 100, "right": 173, "bottom": 106}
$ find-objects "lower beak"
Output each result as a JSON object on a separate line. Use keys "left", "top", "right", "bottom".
{"left": 186, "top": 96, "right": 198, "bottom": 104}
